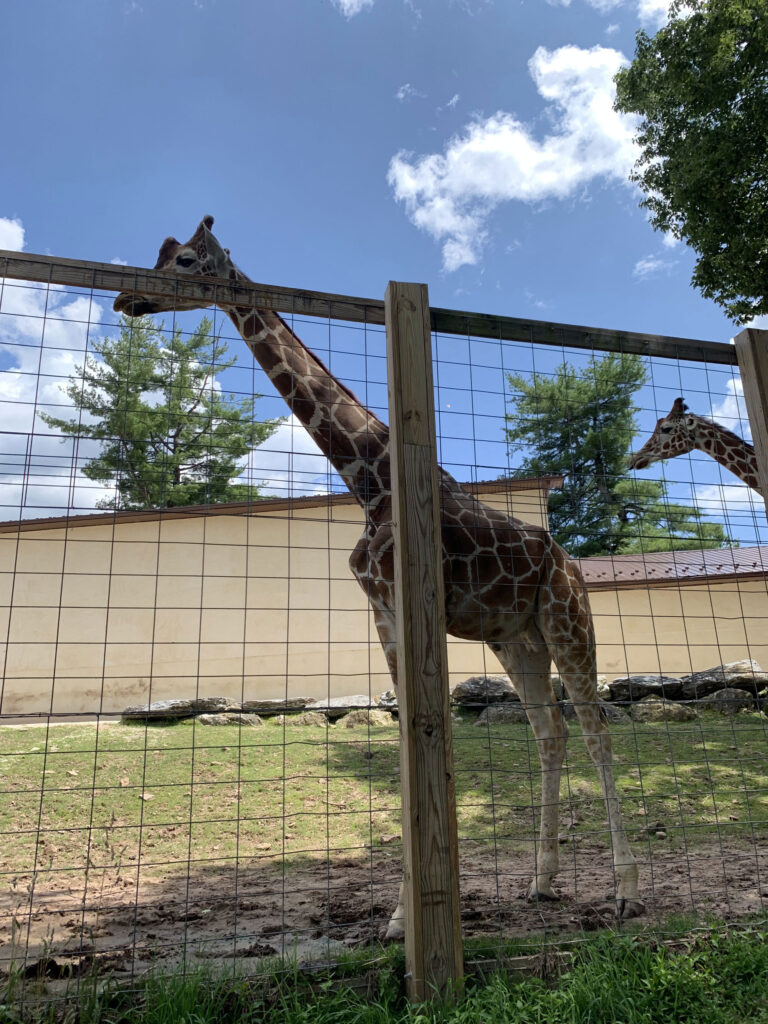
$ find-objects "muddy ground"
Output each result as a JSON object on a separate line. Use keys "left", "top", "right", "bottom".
{"left": 3, "top": 840, "right": 767, "bottom": 982}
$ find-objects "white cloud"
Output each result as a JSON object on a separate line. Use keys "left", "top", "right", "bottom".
{"left": 243, "top": 415, "right": 339, "bottom": 497}
{"left": 605, "top": 22, "right": 620, "bottom": 34}
{"left": 110, "top": 256, "right": 128, "bottom": 266}
{"left": 396, "top": 83, "right": 426, "bottom": 102}
{"left": 695, "top": 482, "right": 762, "bottom": 517}
{"left": 388, "top": 44, "right": 637, "bottom": 270}
{"left": 446, "top": 93, "right": 460, "bottom": 109}
{"left": 661, "top": 232, "right": 679, "bottom": 249}
{"left": 633, "top": 254, "right": 676, "bottom": 278}
{"left": 636, "top": 0, "right": 672, "bottom": 27}
{"left": 0, "top": 217, "right": 24, "bottom": 251}
{"left": 333, "top": 0, "right": 373, "bottom": 15}
{"left": 710, "top": 378, "right": 751, "bottom": 438}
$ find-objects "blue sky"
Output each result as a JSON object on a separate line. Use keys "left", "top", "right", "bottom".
{"left": 0, "top": 0, "right": 764, "bottom": 544}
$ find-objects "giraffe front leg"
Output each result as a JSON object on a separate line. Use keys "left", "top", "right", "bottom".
{"left": 494, "top": 640, "right": 566, "bottom": 903}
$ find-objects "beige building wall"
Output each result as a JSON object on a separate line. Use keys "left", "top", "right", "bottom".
{"left": 0, "top": 485, "right": 548, "bottom": 716}
{"left": 3, "top": 484, "right": 766, "bottom": 716}
{"left": 589, "top": 579, "right": 768, "bottom": 679}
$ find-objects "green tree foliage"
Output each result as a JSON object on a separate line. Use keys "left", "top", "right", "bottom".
{"left": 614, "top": 0, "right": 768, "bottom": 323}
{"left": 40, "top": 315, "right": 282, "bottom": 510}
{"left": 504, "top": 352, "right": 731, "bottom": 555}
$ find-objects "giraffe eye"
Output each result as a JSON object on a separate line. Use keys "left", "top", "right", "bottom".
{"left": 660, "top": 426, "right": 672, "bottom": 434}
{"left": 177, "top": 256, "right": 195, "bottom": 268}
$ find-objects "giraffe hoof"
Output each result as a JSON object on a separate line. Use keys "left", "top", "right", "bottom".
{"left": 616, "top": 899, "right": 645, "bottom": 920}
{"left": 527, "top": 888, "right": 560, "bottom": 904}
{"left": 383, "top": 919, "right": 406, "bottom": 942}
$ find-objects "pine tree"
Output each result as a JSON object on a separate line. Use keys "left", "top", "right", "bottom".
{"left": 40, "top": 315, "right": 282, "bottom": 510}
{"left": 504, "top": 352, "right": 731, "bottom": 556}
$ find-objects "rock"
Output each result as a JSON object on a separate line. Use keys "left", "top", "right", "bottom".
{"left": 122, "top": 699, "right": 195, "bottom": 720}
{"left": 451, "top": 675, "right": 518, "bottom": 706}
{"left": 122, "top": 696, "right": 243, "bottom": 720}
{"left": 608, "top": 675, "right": 683, "bottom": 702}
{"left": 342, "top": 709, "right": 395, "bottom": 727}
{"left": 680, "top": 659, "right": 768, "bottom": 699}
{"left": 630, "top": 696, "right": 698, "bottom": 723}
{"left": 475, "top": 704, "right": 529, "bottom": 725}
{"left": 271, "top": 711, "right": 329, "bottom": 728}
{"left": 697, "top": 687, "right": 756, "bottom": 714}
{"left": 242, "top": 698, "right": 312, "bottom": 716}
{"left": 561, "top": 700, "right": 630, "bottom": 723}
{"left": 597, "top": 681, "right": 612, "bottom": 702}
{"left": 306, "top": 696, "right": 374, "bottom": 720}
{"left": 376, "top": 690, "right": 398, "bottom": 712}
{"left": 195, "top": 712, "right": 263, "bottom": 727}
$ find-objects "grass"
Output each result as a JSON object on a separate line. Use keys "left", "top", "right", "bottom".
{"left": 3, "top": 926, "right": 768, "bottom": 1023}
{"left": 1, "top": 712, "right": 768, "bottom": 886}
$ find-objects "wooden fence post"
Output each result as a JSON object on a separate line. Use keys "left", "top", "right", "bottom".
{"left": 384, "top": 282, "right": 463, "bottom": 1002}
{"left": 733, "top": 328, "right": 768, "bottom": 514}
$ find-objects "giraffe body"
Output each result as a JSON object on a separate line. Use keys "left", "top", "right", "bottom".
{"left": 629, "top": 397, "right": 761, "bottom": 495}
{"left": 114, "top": 217, "right": 642, "bottom": 937}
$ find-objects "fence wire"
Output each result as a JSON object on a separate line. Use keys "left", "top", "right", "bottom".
{"left": 1, "top": 260, "right": 767, "bottom": 1009}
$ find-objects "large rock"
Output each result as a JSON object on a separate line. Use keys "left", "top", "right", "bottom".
{"left": 122, "top": 696, "right": 243, "bottom": 720}
{"left": 475, "top": 704, "right": 529, "bottom": 725}
{"left": 122, "top": 699, "right": 195, "bottom": 720}
{"left": 341, "top": 709, "right": 395, "bottom": 728}
{"left": 307, "top": 695, "right": 375, "bottom": 720}
{"left": 697, "top": 688, "right": 756, "bottom": 715}
{"left": 241, "top": 697, "right": 312, "bottom": 716}
{"left": 376, "top": 690, "right": 398, "bottom": 712}
{"left": 630, "top": 696, "right": 698, "bottom": 723}
{"left": 271, "top": 711, "right": 329, "bottom": 728}
{"left": 195, "top": 712, "right": 263, "bottom": 727}
{"left": 608, "top": 675, "right": 683, "bottom": 702}
{"left": 680, "top": 660, "right": 768, "bottom": 699}
{"left": 561, "top": 700, "right": 630, "bottom": 723}
{"left": 451, "top": 675, "right": 518, "bottom": 706}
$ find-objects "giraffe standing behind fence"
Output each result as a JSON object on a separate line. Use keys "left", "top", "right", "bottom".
{"left": 113, "top": 216, "right": 643, "bottom": 938}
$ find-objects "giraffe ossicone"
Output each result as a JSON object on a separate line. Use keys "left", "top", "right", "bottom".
{"left": 629, "top": 396, "right": 761, "bottom": 496}
{"left": 114, "top": 216, "right": 643, "bottom": 938}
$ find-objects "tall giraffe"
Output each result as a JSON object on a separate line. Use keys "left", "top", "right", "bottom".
{"left": 114, "top": 217, "right": 642, "bottom": 936}
{"left": 629, "top": 397, "right": 761, "bottom": 495}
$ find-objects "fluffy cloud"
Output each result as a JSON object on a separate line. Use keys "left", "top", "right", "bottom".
{"left": 710, "top": 378, "right": 751, "bottom": 438}
{"left": 388, "top": 44, "right": 637, "bottom": 270}
{"left": 241, "top": 415, "right": 341, "bottom": 497}
{"left": 695, "top": 482, "right": 762, "bottom": 518}
{"left": 548, "top": 0, "right": 671, "bottom": 25}
{"left": 332, "top": 0, "right": 373, "bottom": 16}
{"left": 0, "top": 217, "right": 24, "bottom": 251}
{"left": 633, "top": 254, "right": 677, "bottom": 278}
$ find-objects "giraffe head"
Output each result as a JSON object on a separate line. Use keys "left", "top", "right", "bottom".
{"left": 628, "top": 397, "right": 696, "bottom": 471}
{"left": 113, "top": 216, "right": 235, "bottom": 316}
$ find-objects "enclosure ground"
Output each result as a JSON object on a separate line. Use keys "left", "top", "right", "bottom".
{"left": 2, "top": 716, "right": 767, "bottom": 979}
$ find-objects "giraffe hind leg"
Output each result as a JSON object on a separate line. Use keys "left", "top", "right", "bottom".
{"left": 493, "top": 636, "right": 568, "bottom": 903}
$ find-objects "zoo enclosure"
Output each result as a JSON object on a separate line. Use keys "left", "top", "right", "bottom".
{"left": 2, "top": 247, "right": 768, "bottom": 1003}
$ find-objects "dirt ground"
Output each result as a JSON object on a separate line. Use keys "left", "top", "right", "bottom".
{"left": 3, "top": 839, "right": 767, "bottom": 982}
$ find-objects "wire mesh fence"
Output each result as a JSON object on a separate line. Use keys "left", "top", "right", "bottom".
{"left": 2, "top": 246, "right": 768, "bottom": 1007}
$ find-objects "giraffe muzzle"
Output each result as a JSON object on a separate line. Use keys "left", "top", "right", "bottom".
{"left": 113, "top": 292, "right": 156, "bottom": 316}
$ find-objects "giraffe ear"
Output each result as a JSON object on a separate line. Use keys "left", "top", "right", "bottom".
{"left": 155, "top": 237, "right": 180, "bottom": 268}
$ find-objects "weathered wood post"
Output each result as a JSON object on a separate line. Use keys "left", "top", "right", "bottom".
{"left": 733, "top": 328, "right": 768, "bottom": 512}
{"left": 384, "top": 282, "right": 463, "bottom": 1002}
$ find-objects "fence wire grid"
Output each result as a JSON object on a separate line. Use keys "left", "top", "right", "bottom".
{"left": 1, "top": 258, "right": 768, "bottom": 1006}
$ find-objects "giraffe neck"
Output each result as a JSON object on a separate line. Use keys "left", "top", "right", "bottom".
{"left": 693, "top": 418, "right": 762, "bottom": 495}
{"left": 222, "top": 269, "right": 391, "bottom": 506}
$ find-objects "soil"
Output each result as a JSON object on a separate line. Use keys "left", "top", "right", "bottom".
{"left": 3, "top": 840, "right": 767, "bottom": 982}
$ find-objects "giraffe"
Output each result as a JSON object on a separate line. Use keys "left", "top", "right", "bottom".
{"left": 114, "top": 216, "right": 643, "bottom": 937}
{"left": 629, "top": 397, "right": 761, "bottom": 495}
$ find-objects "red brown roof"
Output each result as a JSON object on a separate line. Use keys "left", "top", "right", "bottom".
{"left": 580, "top": 545, "right": 768, "bottom": 590}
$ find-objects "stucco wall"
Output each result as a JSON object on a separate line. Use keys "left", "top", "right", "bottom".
{"left": 3, "top": 487, "right": 766, "bottom": 716}
{"left": 0, "top": 486, "right": 549, "bottom": 715}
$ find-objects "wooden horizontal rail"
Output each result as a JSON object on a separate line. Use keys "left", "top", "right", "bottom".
{"left": 0, "top": 249, "right": 737, "bottom": 365}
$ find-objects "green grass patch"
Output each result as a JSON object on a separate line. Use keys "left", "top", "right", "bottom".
{"left": 1, "top": 713, "right": 767, "bottom": 884}
{"left": 4, "top": 926, "right": 768, "bottom": 1023}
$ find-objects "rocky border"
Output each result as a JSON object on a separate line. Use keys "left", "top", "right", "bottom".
{"left": 120, "top": 660, "right": 768, "bottom": 728}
